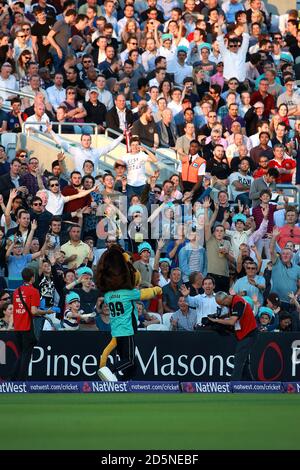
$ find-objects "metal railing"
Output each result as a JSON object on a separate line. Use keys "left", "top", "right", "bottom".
{"left": 0, "top": 86, "right": 37, "bottom": 100}
{"left": 22, "top": 121, "right": 99, "bottom": 135}
{"left": 276, "top": 184, "right": 300, "bottom": 208}
{"left": 104, "top": 127, "right": 178, "bottom": 172}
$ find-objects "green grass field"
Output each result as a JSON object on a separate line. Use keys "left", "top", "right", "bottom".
{"left": 0, "top": 394, "right": 299, "bottom": 450}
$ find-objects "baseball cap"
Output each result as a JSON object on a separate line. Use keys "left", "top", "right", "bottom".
{"left": 253, "top": 101, "right": 264, "bottom": 108}
{"left": 90, "top": 87, "right": 99, "bottom": 94}
{"left": 137, "top": 242, "right": 152, "bottom": 255}
{"left": 66, "top": 292, "right": 80, "bottom": 304}
{"left": 128, "top": 204, "right": 143, "bottom": 216}
{"left": 177, "top": 45, "right": 189, "bottom": 54}
{"left": 232, "top": 213, "right": 247, "bottom": 224}
{"left": 257, "top": 306, "right": 274, "bottom": 318}
{"left": 162, "top": 33, "right": 172, "bottom": 42}
{"left": 76, "top": 266, "right": 93, "bottom": 277}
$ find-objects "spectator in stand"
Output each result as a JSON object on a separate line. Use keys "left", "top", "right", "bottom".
{"left": 268, "top": 144, "right": 296, "bottom": 184}
{"left": 170, "top": 296, "right": 197, "bottom": 331}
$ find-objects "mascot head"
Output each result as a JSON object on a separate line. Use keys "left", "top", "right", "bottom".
{"left": 96, "top": 245, "right": 139, "bottom": 292}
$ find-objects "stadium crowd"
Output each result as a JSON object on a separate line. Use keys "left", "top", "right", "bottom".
{"left": 0, "top": 0, "right": 299, "bottom": 336}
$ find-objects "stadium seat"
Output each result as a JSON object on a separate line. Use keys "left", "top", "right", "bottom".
{"left": 148, "top": 312, "right": 162, "bottom": 323}
{"left": 162, "top": 312, "right": 173, "bottom": 330}
{"left": 1, "top": 133, "right": 17, "bottom": 153}
{"left": 146, "top": 324, "right": 169, "bottom": 331}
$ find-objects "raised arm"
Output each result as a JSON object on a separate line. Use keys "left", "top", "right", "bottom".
{"left": 270, "top": 226, "right": 280, "bottom": 265}
{"left": 154, "top": 239, "right": 165, "bottom": 270}
{"left": 140, "top": 145, "right": 158, "bottom": 164}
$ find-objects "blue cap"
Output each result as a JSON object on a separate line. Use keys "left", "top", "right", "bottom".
{"left": 232, "top": 214, "right": 247, "bottom": 224}
{"left": 76, "top": 266, "right": 93, "bottom": 277}
{"left": 159, "top": 257, "right": 171, "bottom": 266}
{"left": 257, "top": 307, "right": 274, "bottom": 318}
{"left": 138, "top": 242, "right": 153, "bottom": 255}
{"left": 199, "top": 42, "right": 211, "bottom": 51}
{"left": 66, "top": 292, "right": 80, "bottom": 304}
{"left": 128, "top": 204, "right": 143, "bottom": 216}
{"left": 162, "top": 33, "right": 172, "bottom": 42}
{"left": 177, "top": 45, "right": 189, "bottom": 54}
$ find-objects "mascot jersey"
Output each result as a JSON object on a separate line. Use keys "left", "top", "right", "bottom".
{"left": 104, "top": 288, "right": 141, "bottom": 337}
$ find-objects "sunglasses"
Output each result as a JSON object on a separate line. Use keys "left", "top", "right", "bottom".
{"left": 18, "top": 35, "right": 26, "bottom": 38}
{"left": 246, "top": 267, "right": 257, "bottom": 270}
{"left": 83, "top": 60, "right": 92, "bottom": 63}
{"left": 229, "top": 44, "right": 239, "bottom": 48}
{"left": 154, "top": 190, "right": 161, "bottom": 194}
{"left": 33, "top": 202, "right": 42, "bottom": 206}
{"left": 50, "top": 183, "right": 59, "bottom": 187}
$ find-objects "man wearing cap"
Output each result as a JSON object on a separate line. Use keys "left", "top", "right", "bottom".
{"left": 244, "top": 101, "right": 265, "bottom": 137}
{"left": 133, "top": 242, "right": 153, "bottom": 288}
{"left": 68, "top": 266, "right": 101, "bottom": 319}
{"left": 159, "top": 34, "right": 176, "bottom": 64}
{"left": 277, "top": 77, "right": 300, "bottom": 118}
{"left": 83, "top": 87, "right": 107, "bottom": 134}
{"left": 168, "top": 46, "right": 192, "bottom": 86}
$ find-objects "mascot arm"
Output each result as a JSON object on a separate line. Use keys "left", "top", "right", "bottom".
{"left": 140, "top": 286, "right": 162, "bottom": 300}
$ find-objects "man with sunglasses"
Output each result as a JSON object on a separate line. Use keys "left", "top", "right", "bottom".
{"left": 217, "top": 17, "right": 249, "bottom": 83}
{"left": 29, "top": 196, "right": 52, "bottom": 245}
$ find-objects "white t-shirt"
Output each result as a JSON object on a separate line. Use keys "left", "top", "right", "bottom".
{"left": 121, "top": 151, "right": 148, "bottom": 187}
{"left": 45, "top": 190, "right": 69, "bottom": 215}
{"left": 228, "top": 171, "right": 254, "bottom": 201}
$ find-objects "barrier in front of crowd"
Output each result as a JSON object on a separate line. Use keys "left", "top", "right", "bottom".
{"left": 1, "top": 331, "right": 300, "bottom": 382}
{"left": 1, "top": 380, "right": 299, "bottom": 394}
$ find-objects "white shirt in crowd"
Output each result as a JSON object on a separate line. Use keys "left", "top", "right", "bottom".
{"left": 53, "top": 133, "right": 123, "bottom": 174}
{"left": 217, "top": 33, "right": 250, "bottom": 82}
{"left": 46, "top": 85, "right": 66, "bottom": 111}
{"left": 186, "top": 293, "right": 222, "bottom": 324}
{"left": 45, "top": 190, "right": 70, "bottom": 215}
{"left": 121, "top": 151, "right": 149, "bottom": 186}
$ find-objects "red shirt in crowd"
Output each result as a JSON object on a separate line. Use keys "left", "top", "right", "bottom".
{"left": 268, "top": 157, "right": 296, "bottom": 183}
{"left": 252, "top": 203, "right": 277, "bottom": 235}
{"left": 13, "top": 284, "right": 40, "bottom": 331}
{"left": 253, "top": 167, "right": 268, "bottom": 179}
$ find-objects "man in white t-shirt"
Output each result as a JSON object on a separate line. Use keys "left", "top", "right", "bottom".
{"left": 120, "top": 136, "right": 158, "bottom": 199}
{"left": 228, "top": 158, "right": 253, "bottom": 206}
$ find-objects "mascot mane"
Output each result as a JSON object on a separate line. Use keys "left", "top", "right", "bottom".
{"left": 96, "top": 245, "right": 138, "bottom": 293}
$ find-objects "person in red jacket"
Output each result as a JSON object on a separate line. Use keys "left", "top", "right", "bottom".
{"left": 12, "top": 267, "right": 49, "bottom": 380}
{"left": 209, "top": 293, "right": 258, "bottom": 381}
